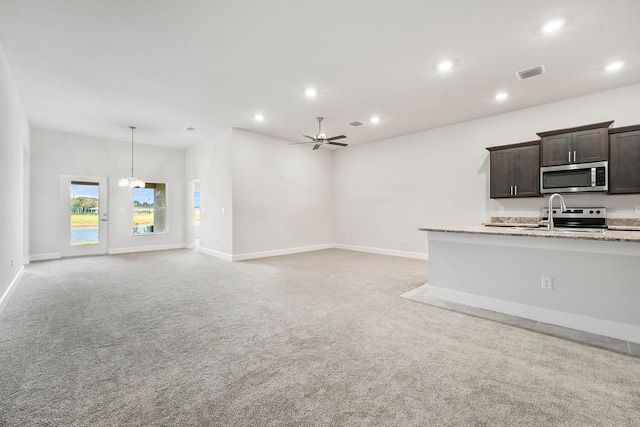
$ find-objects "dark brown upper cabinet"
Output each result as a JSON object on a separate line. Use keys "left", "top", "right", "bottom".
{"left": 537, "top": 121, "right": 613, "bottom": 167}
{"left": 609, "top": 125, "right": 640, "bottom": 194}
{"left": 487, "top": 141, "right": 540, "bottom": 199}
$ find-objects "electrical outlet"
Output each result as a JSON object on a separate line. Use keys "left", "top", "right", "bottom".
{"left": 541, "top": 276, "right": 553, "bottom": 290}
{"left": 278, "top": 236, "right": 283, "bottom": 242}
{"left": 392, "top": 237, "right": 396, "bottom": 243}
{"left": 345, "top": 233, "right": 349, "bottom": 239}
{"left": 635, "top": 206, "right": 640, "bottom": 214}
{"left": 11, "top": 258, "right": 14, "bottom": 267}
{"left": 499, "top": 207, "right": 506, "bottom": 213}
{"left": 402, "top": 238, "right": 407, "bottom": 244}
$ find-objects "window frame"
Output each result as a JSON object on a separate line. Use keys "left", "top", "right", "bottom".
{"left": 131, "top": 182, "right": 168, "bottom": 236}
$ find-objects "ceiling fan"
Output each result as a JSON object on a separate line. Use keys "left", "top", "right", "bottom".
{"left": 292, "top": 117, "right": 348, "bottom": 150}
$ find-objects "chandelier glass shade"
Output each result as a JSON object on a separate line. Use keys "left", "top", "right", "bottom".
{"left": 119, "top": 126, "right": 145, "bottom": 188}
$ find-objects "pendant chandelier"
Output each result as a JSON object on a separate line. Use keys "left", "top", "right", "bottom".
{"left": 118, "top": 126, "right": 145, "bottom": 188}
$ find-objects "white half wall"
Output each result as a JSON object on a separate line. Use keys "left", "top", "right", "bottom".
{"left": 230, "top": 129, "right": 334, "bottom": 257}
{"left": 0, "top": 41, "right": 29, "bottom": 311}
{"left": 30, "top": 128, "right": 185, "bottom": 258}
{"left": 334, "top": 83, "right": 640, "bottom": 257}
{"left": 426, "top": 230, "right": 640, "bottom": 343}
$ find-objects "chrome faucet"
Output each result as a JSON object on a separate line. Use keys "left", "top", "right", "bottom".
{"left": 541, "top": 193, "right": 567, "bottom": 231}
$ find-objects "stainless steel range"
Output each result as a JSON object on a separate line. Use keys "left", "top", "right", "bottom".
{"left": 541, "top": 207, "right": 607, "bottom": 230}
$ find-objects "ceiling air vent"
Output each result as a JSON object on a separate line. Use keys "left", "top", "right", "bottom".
{"left": 516, "top": 64, "right": 546, "bottom": 80}
{"left": 348, "top": 120, "right": 364, "bottom": 127}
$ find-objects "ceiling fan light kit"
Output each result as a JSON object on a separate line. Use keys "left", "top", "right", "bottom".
{"left": 291, "top": 117, "right": 349, "bottom": 150}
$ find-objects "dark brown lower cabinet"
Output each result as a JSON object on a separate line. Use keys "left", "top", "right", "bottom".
{"left": 487, "top": 141, "right": 540, "bottom": 199}
{"left": 609, "top": 125, "right": 640, "bottom": 194}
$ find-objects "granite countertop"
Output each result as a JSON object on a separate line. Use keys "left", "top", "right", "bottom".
{"left": 484, "top": 216, "right": 640, "bottom": 231}
{"left": 607, "top": 218, "right": 640, "bottom": 231}
{"left": 418, "top": 225, "right": 640, "bottom": 243}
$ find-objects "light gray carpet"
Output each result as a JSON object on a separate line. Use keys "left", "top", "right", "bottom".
{"left": 1, "top": 248, "right": 639, "bottom": 426}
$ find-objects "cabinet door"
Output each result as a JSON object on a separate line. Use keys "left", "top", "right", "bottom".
{"left": 541, "top": 133, "right": 571, "bottom": 166}
{"left": 490, "top": 148, "right": 514, "bottom": 198}
{"left": 610, "top": 130, "right": 640, "bottom": 194}
{"left": 573, "top": 128, "right": 608, "bottom": 163}
{"left": 514, "top": 144, "right": 540, "bottom": 197}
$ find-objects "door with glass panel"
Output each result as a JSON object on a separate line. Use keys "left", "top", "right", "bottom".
{"left": 60, "top": 175, "right": 108, "bottom": 256}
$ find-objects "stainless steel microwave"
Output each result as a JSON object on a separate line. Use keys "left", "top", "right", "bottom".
{"left": 540, "top": 161, "right": 608, "bottom": 194}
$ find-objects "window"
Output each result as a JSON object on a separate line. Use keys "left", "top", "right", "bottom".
{"left": 132, "top": 183, "right": 166, "bottom": 234}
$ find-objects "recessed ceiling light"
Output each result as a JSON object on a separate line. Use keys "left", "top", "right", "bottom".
{"left": 304, "top": 88, "right": 317, "bottom": 97}
{"left": 495, "top": 92, "right": 509, "bottom": 101}
{"left": 541, "top": 19, "right": 564, "bottom": 34}
{"left": 370, "top": 116, "right": 380, "bottom": 124}
{"left": 437, "top": 60, "right": 453, "bottom": 72}
{"left": 254, "top": 114, "right": 264, "bottom": 121}
{"left": 605, "top": 61, "right": 624, "bottom": 72}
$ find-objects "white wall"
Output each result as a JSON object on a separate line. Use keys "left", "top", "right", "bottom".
{"left": 30, "top": 128, "right": 185, "bottom": 258}
{"left": 0, "top": 42, "right": 29, "bottom": 311}
{"left": 334, "top": 83, "right": 640, "bottom": 257}
{"left": 230, "top": 129, "right": 334, "bottom": 258}
{"left": 186, "top": 128, "right": 334, "bottom": 260}
{"left": 185, "top": 129, "right": 234, "bottom": 258}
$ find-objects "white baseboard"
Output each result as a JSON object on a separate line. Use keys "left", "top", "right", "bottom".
{"left": 426, "top": 285, "right": 640, "bottom": 344}
{"left": 30, "top": 243, "right": 427, "bottom": 263}
{"left": 0, "top": 266, "right": 24, "bottom": 315}
{"left": 201, "top": 243, "right": 427, "bottom": 262}
{"left": 108, "top": 243, "right": 186, "bottom": 255}
{"left": 199, "top": 246, "right": 233, "bottom": 262}
{"left": 334, "top": 244, "right": 428, "bottom": 260}
{"left": 232, "top": 243, "right": 334, "bottom": 261}
{"left": 30, "top": 252, "right": 61, "bottom": 262}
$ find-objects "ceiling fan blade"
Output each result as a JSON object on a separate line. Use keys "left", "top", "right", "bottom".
{"left": 302, "top": 135, "right": 316, "bottom": 140}
{"left": 327, "top": 142, "right": 348, "bottom": 147}
{"left": 289, "top": 141, "right": 315, "bottom": 145}
{"left": 313, "top": 143, "right": 321, "bottom": 150}
{"left": 326, "top": 135, "right": 347, "bottom": 141}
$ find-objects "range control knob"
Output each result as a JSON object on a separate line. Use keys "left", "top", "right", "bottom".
{"left": 596, "top": 210, "right": 601, "bottom": 214}
{"left": 589, "top": 210, "right": 594, "bottom": 214}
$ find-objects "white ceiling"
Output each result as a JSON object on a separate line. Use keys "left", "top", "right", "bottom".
{"left": 0, "top": 0, "right": 638, "bottom": 149}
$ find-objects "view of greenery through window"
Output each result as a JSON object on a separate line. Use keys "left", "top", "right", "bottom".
{"left": 133, "top": 183, "right": 166, "bottom": 234}
{"left": 69, "top": 182, "right": 167, "bottom": 242}
{"left": 70, "top": 182, "right": 99, "bottom": 246}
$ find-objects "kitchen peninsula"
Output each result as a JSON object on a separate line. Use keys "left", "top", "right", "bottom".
{"left": 419, "top": 225, "right": 640, "bottom": 344}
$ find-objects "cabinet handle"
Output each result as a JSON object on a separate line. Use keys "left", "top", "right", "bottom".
{"left": 568, "top": 151, "right": 571, "bottom": 163}
{"left": 514, "top": 185, "right": 517, "bottom": 196}
{"left": 573, "top": 150, "right": 576, "bottom": 162}
{"left": 510, "top": 185, "right": 513, "bottom": 196}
